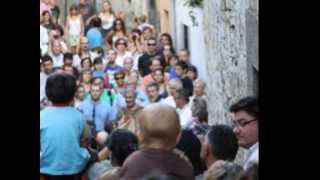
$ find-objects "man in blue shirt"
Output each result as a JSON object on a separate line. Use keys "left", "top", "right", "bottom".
{"left": 78, "top": 84, "right": 116, "bottom": 146}
{"left": 86, "top": 16, "right": 104, "bottom": 50}
{"left": 40, "top": 74, "right": 90, "bottom": 178}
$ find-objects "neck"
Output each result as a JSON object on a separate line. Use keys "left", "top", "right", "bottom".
{"left": 206, "top": 156, "right": 216, "bottom": 169}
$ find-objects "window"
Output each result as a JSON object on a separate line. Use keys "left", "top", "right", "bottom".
{"left": 183, "top": 25, "right": 189, "bottom": 50}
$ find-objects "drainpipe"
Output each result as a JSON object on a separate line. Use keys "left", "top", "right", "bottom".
{"left": 170, "top": 0, "right": 177, "bottom": 49}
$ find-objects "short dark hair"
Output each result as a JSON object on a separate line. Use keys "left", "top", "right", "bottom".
{"left": 176, "top": 130, "right": 204, "bottom": 176}
{"left": 45, "top": 74, "right": 77, "bottom": 103}
{"left": 81, "top": 57, "right": 92, "bottom": 67}
{"left": 179, "top": 48, "right": 190, "bottom": 55}
{"left": 63, "top": 52, "right": 73, "bottom": 62}
{"left": 188, "top": 65, "right": 198, "bottom": 79}
{"left": 106, "top": 129, "right": 138, "bottom": 166}
{"left": 91, "top": 16, "right": 102, "bottom": 27}
{"left": 207, "top": 125, "right": 239, "bottom": 161}
{"left": 175, "top": 88, "right": 190, "bottom": 102}
{"left": 41, "top": 54, "right": 53, "bottom": 63}
{"left": 52, "top": 24, "right": 64, "bottom": 36}
{"left": 91, "top": 76, "right": 104, "bottom": 84}
{"left": 93, "top": 57, "right": 103, "bottom": 65}
{"left": 175, "top": 61, "right": 189, "bottom": 71}
{"left": 229, "top": 96, "right": 259, "bottom": 119}
{"left": 114, "top": 70, "right": 125, "bottom": 79}
{"left": 146, "top": 82, "right": 159, "bottom": 91}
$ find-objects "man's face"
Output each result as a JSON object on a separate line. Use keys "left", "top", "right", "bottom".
{"left": 52, "top": 41, "right": 61, "bottom": 55}
{"left": 77, "top": 87, "right": 85, "bottom": 100}
{"left": 64, "top": 59, "right": 73, "bottom": 66}
{"left": 175, "top": 66, "right": 184, "bottom": 77}
{"left": 91, "top": 85, "right": 102, "bottom": 101}
{"left": 168, "top": 84, "right": 177, "bottom": 96}
{"left": 115, "top": 74, "right": 125, "bottom": 86}
{"left": 43, "top": 61, "right": 53, "bottom": 74}
{"left": 232, "top": 111, "right": 258, "bottom": 148}
{"left": 123, "top": 58, "right": 133, "bottom": 71}
{"left": 193, "top": 82, "right": 204, "bottom": 97}
{"left": 174, "top": 96, "right": 184, "bottom": 109}
{"left": 147, "top": 39, "right": 157, "bottom": 53}
{"left": 125, "top": 92, "right": 136, "bottom": 108}
{"left": 178, "top": 51, "right": 189, "bottom": 62}
{"left": 64, "top": 66, "right": 74, "bottom": 75}
{"left": 93, "top": 79, "right": 104, "bottom": 89}
{"left": 83, "top": 72, "right": 92, "bottom": 83}
{"left": 147, "top": 86, "right": 159, "bottom": 100}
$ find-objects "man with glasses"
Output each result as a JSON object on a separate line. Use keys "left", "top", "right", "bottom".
{"left": 138, "top": 37, "right": 162, "bottom": 77}
{"left": 229, "top": 96, "right": 258, "bottom": 170}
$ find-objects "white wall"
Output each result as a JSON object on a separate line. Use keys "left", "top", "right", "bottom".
{"left": 172, "top": 0, "right": 207, "bottom": 82}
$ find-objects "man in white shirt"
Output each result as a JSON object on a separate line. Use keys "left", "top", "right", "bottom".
{"left": 230, "top": 96, "right": 259, "bottom": 171}
{"left": 49, "top": 40, "right": 64, "bottom": 67}
{"left": 40, "top": 25, "right": 49, "bottom": 55}
{"left": 161, "top": 78, "right": 183, "bottom": 108}
{"left": 173, "top": 88, "right": 193, "bottom": 129}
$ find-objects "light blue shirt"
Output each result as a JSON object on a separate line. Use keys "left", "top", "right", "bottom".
{"left": 40, "top": 106, "right": 90, "bottom": 175}
{"left": 78, "top": 99, "right": 117, "bottom": 132}
{"left": 87, "top": 28, "right": 103, "bottom": 49}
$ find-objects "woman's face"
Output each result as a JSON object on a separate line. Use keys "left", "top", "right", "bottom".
{"left": 163, "top": 45, "right": 172, "bottom": 57}
{"left": 43, "top": 13, "right": 50, "bottom": 21}
{"left": 115, "top": 20, "right": 123, "bottom": 30}
{"left": 169, "top": 57, "right": 178, "bottom": 67}
{"left": 160, "top": 35, "right": 170, "bottom": 46}
{"left": 103, "top": 2, "right": 111, "bottom": 12}
{"left": 70, "top": 8, "right": 78, "bottom": 16}
{"left": 154, "top": 70, "right": 164, "bottom": 83}
{"left": 83, "top": 60, "right": 91, "bottom": 71}
{"left": 116, "top": 40, "right": 127, "bottom": 51}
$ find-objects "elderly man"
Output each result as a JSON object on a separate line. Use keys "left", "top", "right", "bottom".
{"left": 116, "top": 87, "right": 144, "bottom": 134}
{"left": 115, "top": 75, "right": 150, "bottom": 108}
{"left": 230, "top": 96, "right": 259, "bottom": 171}
{"left": 161, "top": 78, "right": 183, "bottom": 108}
{"left": 49, "top": 39, "right": 64, "bottom": 68}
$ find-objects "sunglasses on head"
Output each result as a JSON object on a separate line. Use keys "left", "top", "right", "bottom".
{"left": 148, "top": 43, "right": 156, "bottom": 46}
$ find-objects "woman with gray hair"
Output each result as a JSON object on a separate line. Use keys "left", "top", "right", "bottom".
{"left": 204, "top": 160, "right": 245, "bottom": 180}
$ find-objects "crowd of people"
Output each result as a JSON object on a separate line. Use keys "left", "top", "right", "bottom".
{"left": 40, "top": 0, "right": 259, "bottom": 180}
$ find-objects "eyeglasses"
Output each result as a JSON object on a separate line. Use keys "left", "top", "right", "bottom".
{"left": 148, "top": 43, "right": 156, "bottom": 46}
{"left": 115, "top": 76, "right": 124, "bottom": 80}
{"left": 231, "top": 119, "right": 257, "bottom": 129}
{"left": 118, "top": 42, "right": 126, "bottom": 45}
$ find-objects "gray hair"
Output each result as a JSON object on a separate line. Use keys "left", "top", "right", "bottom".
{"left": 123, "top": 87, "right": 137, "bottom": 98}
{"left": 168, "top": 78, "right": 183, "bottom": 89}
{"left": 205, "top": 160, "right": 244, "bottom": 180}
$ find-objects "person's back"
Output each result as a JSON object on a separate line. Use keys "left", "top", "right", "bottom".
{"left": 120, "top": 148, "right": 193, "bottom": 180}
{"left": 40, "top": 107, "right": 90, "bottom": 175}
{"left": 40, "top": 74, "right": 90, "bottom": 177}
{"left": 118, "top": 103, "right": 194, "bottom": 180}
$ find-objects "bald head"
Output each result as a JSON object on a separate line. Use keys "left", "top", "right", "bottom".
{"left": 138, "top": 103, "right": 181, "bottom": 150}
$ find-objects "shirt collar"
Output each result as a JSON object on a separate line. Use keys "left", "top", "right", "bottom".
{"left": 250, "top": 142, "right": 259, "bottom": 152}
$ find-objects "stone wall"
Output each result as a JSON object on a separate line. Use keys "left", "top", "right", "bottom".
{"left": 202, "top": 0, "right": 259, "bottom": 164}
